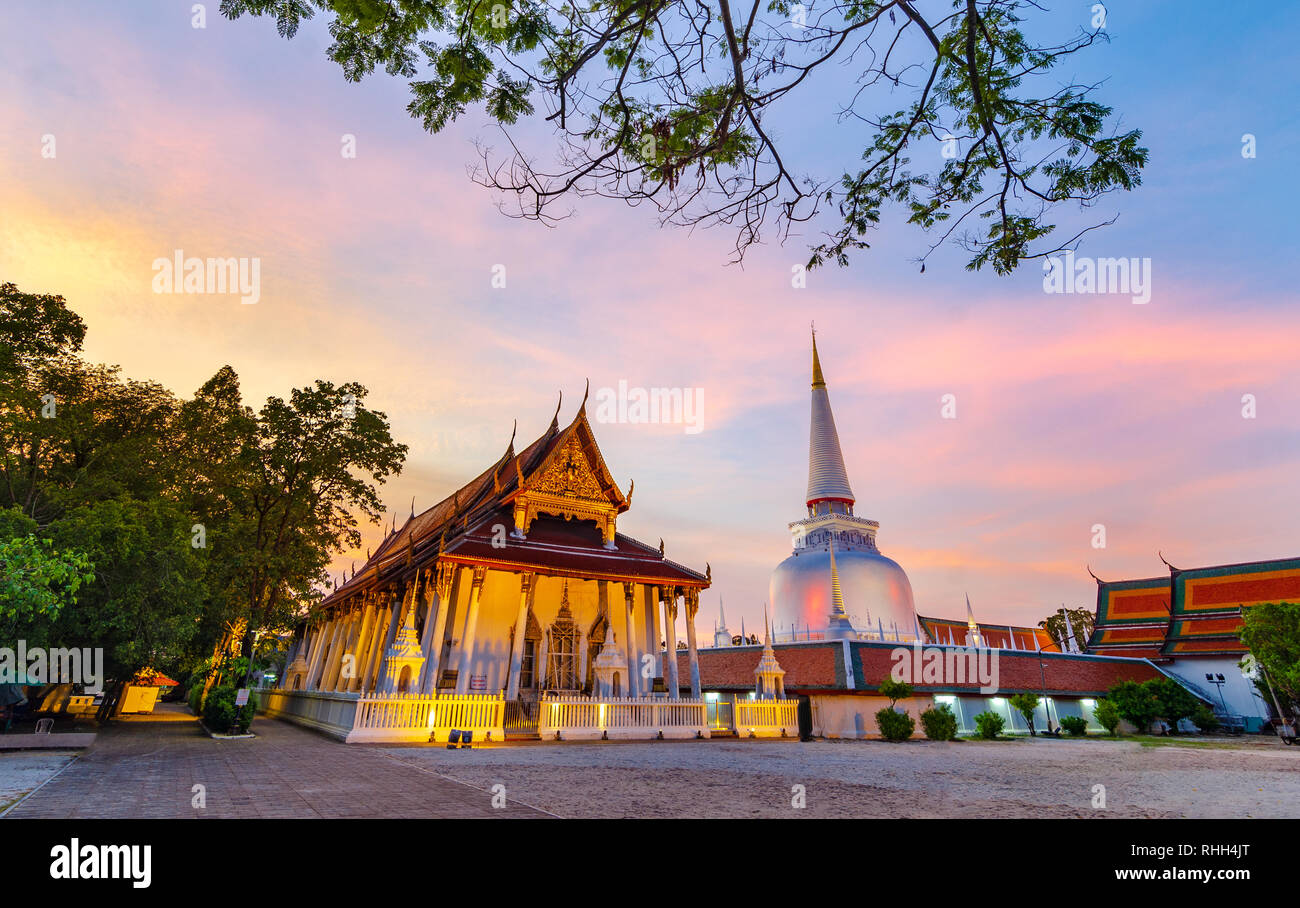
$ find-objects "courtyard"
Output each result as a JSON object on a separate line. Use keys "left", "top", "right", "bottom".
{"left": 2, "top": 708, "right": 1296, "bottom": 819}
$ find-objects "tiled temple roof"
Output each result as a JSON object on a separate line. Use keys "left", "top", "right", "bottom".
{"left": 1086, "top": 555, "right": 1300, "bottom": 658}
{"left": 322, "top": 396, "right": 706, "bottom": 607}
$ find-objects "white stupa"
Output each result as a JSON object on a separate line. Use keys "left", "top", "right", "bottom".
{"left": 770, "top": 330, "right": 919, "bottom": 642}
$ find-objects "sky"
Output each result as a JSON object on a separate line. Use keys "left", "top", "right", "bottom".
{"left": 2, "top": 1, "right": 1299, "bottom": 636}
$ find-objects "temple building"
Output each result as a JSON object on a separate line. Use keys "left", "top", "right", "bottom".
{"left": 769, "top": 332, "right": 919, "bottom": 642}
{"left": 267, "top": 390, "right": 724, "bottom": 742}
{"left": 1086, "top": 555, "right": 1299, "bottom": 731}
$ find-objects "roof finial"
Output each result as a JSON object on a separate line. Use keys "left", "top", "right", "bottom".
{"left": 549, "top": 390, "right": 563, "bottom": 431}
{"left": 1158, "top": 550, "right": 1178, "bottom": 572}
{"left": 581, "top": 378, "right": 590, "bottom": 411}
{"left": 410, "top": 496, "right": 415, "bottom": 518}
{"left": 507, "top": 418, "right": 517, "bottom": 454}
{"left": 1086, "top": 564, "right": 1104, "bottom": 585}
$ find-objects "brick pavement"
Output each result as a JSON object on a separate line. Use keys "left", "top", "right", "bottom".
{"left": 5, "top": 706, "right": 550, "bottom": 819}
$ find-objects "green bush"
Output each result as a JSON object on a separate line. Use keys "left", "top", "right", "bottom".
{"left": 202, "top": 686, "right": 257, "bottom": 735}
{"left": 1191, "top": 703, "right": 1220, "bottom": 733}
{"left": 188, "top": 684, "right": 204, "bottom": 715}
{"left": 920, "top": 704, "right": 958, "bottom": 740}
{"left": 1059, "top": 715, "right": 1088, "bottom": 736}
{"left": 1008, "top": 692, "right": 1042, "bottom": 735}
{"left": 875, "top": 707, "right": 915, "bottom": 741}
{"left": 1094, "top": 699, "right": 1121, "bottom": 736}
{"left": 973, "top": 711, "right": 1004, "bottom": 739}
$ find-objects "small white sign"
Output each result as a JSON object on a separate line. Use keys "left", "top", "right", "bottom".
{"left": 235, "top": 688, "right": 250, "bottom": 707}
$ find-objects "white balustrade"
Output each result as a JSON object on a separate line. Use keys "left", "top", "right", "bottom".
{"left": 734, "top": 699, "right": 798, "bottom": 738}
{"left": 537, "top": 695, "right": 710, "bottom": 740}
{"left": 259, "top": 689, "right": 503, "bottom": 743}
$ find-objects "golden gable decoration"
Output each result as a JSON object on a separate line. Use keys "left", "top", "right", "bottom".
{"left": 508, "top": 409, "right": 626, "bottom": 548}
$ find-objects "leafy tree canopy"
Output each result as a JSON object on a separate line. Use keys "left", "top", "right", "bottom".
{"left": 220, "top": 0, "right": 1146, "bottom": 271}
{"left": 1240, "top": 602, "right": 1300, "bottom": 709}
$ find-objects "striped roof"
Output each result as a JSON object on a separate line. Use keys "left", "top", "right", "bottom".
{"left": 1086, "top": 555, "right": 1300, "bottom": 658}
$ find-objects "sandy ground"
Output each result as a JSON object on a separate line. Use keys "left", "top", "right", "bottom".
{"left": 380, "top": 736, "right": 1300, "bottom": 818}
{"left": 0, "top": 751, "right": 78, "bottom": 813}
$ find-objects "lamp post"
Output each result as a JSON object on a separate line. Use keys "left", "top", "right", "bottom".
{"left": 1205, "top": 673, "right": 1228, "bottom": 714}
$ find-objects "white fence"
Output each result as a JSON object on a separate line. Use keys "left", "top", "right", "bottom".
{"left": 537, "top": 696, "right": 710, "bottom": 740}
{"left": 734, "top": 699, "right": 798, "bottom": 737}
{"left": 260, "top": 688, "right": 794, "bottom": 743}
{"left": 259, "top": 689, "right": 503, "bottom": 743}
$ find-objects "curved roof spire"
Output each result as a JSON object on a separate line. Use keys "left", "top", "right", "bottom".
{"left": 806, "top": 327, "right": 855, "bottom": 506}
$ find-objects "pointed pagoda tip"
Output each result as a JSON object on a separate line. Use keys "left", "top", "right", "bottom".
{"left": 506, "top": 418, "right": 517, "bottom": 455}
{"left": 811, "top": 324, "right": 826, "bottom": 389}
{"left": 1086, "top": 564, "right": 1104, "bottom": 585}
{"left": 581, "top": 378, "right": 590, "bottom": 411}
{"left": 410, "top": 496, "right": 415, "bottom": 518}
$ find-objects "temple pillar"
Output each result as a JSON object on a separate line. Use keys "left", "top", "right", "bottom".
{"left": 662, "top": 587, "right": 680, "bottom": 697}
{"left": 355, "top": 596, "right": 386, "bottom": 693}
{"left": 684, "top": 588, "right": 702, "bottom": 699}
{"left": 622, "top": 582, "right": 640, "bottom": 697}
{"left": 421, "top": 562, "right": 458, "bottom": 693}
{"left": 318, "top": 613, "right": 348, "bottom": 690}
{"left": 371, "top": 591, "right": 403, "bottom": 692}
{"left": 644, "top": 585, "right": 661, "bottom": 687}
{"left": 505, "top": 572, "right": 536, "bottom": 700}
{"left": 302, "top": 620, "right": 329, "bottom": 690}
{"left": 334, "top": 605, "right": 363, "bottom": 692}
{"left": 344, "top": 603, "right": 377, "bottom": 692}
{"left": 455, "top": 565, "right": 489, "bottom": 694}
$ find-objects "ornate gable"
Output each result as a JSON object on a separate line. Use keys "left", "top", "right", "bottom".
{"left": 508, "top": 408, "right": 628, "bottom": 548}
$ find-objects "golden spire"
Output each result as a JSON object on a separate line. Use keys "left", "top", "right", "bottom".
{"left": 811, "top": 323, "right": 826, "bottom": 389}
{"left": 829, "top": 536, "right": 847, "bottom": 618}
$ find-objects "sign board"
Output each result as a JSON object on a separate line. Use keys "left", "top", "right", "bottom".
{"left": 235, "top": 688, "right": 250, "bottom": 707}
{"left": 469, "top": 675, "right": 488, "bottom": 691}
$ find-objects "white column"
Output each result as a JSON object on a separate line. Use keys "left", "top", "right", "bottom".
{"left": 345, "top": 604, "right": 377, "bottom": 692}
{"left": 685, "top": 589, "right": 702, "bottom": 699}
{"left": 506, "top": 572, "right": 536, "bottom": 699}
{"left": 301, "top": 623, "right": 324, "bottom": 690}
{"left": 421, "top": 564, "right": 458, "bottom": 693}
{"left": 335, "top": 603, "right": 366, "bottom": 692}
{"left": 623, "top": 582, "right": 640, "bottom": 698}
{"left": 370, "top": 591, "right": 403, "bottom": 692}
{"left": 663, "top": 587, "right": 680, "bottom": 697}
{"left": 318, "top": 614, "right": 348, "bottom": 690}
{"left": 455, "top": 566, "right": 488, "bottom": 694}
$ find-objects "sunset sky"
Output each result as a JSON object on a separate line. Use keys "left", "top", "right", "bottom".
{"left": 2, "top": 1, "right": 1298, "bottom": 637}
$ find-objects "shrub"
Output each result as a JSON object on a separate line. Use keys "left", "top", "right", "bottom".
{"left": 875, "top": 706, "right": 915, "bottom": 741}
{"left": 878, "top": 676, "right": 914, "bottom": 704}
{"left": 1191, "top": 703, "right": 1220, "bottom": 733}
{"left": 1108, "top": 680, "right": 1160, "bottom": 732}
{"left": 188, "top": 684, "right": 204, "bottom": 715}
{"left": 1008, "top": 692, "right": 1042, "bottom": 735}
{"left": 1150, "top": 678, "right": 1199, "bottom": 728}
{"left": 973, "top": 711, "right": 1004, "bottom": 739}
{"left": 202, "top": 686, "right": 257, "bottom": 735}
{"left": 1059, "top": 715, "right": 1088, "bottom": 736}
{"left": 920, "top": 704, "right": 958, "bottom": 741}
{"left": 1094, "top": 699, "right": 1121, "bottom": 736}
